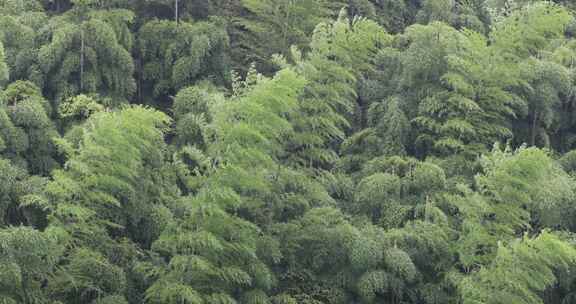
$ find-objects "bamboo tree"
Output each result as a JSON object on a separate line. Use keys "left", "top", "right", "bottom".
{"left": 0, "top": 42, "right": 7, "bottom": 87}
{"left": 38, "top": 2, "right": 136, "bottom": 106}
{"left": 137, "top": 18, "right": 229, "bottom": 104}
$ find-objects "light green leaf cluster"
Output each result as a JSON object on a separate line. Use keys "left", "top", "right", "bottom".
{"left": 461, "top": 231, "right": 576, "bottom": 304}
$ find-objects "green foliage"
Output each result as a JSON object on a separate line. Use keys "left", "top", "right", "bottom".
{"left": 0, "top": 81, "right": 58, "bottom": 175}
{"left": 235, "top": 0, "right": 331, "bottom": 72}
{"left": 50, "top": 248, "right": 128, "bottom": 303}
{"left": 559, "top": 149, "right": 576, "bottom": 173}
{"left": 0, "top": 226, "right": 63, "bottom": 303}
{"left": 477, "top": 145, "right": 574, "bottom": 211}
{"left": 516, "top": 57, "right": 572, "bottom": 147}
{"left": 355, "top": 172, "right": 401, "bottom": 221}
{"left": 460, "top": 231, "right": 576, "bottom": 304}
{"left": 45, "top": 106, "right": 176, "bottom": 249}
{"left": 404, "top": 2, "right": 573, "bottom": 158}
{"left": 3, "top": 2, "right": 576, "bottom": 304}
{"left": 172, "top": 85, "right": 222, "bottom": 149}
{"left": 272, "top": 207, "right": 356, "bottom": 303}
{"left": 372, "top": 96, "right": 411, "bottom": 156}
{"left": 444, "top": 145, "right": 575, "bottom": 271}
{"left": 284, "top": 12, "right": 390, "bottom": 169}
{"left": 0, "top": 8, "right": 47, "bottom": 83}
{"left": 0, "top": 0, "right": 44, "bottom": 15}
{"left": 417, "top": 0, "right": 456, "bottom": 24}
{"left": 409, "top": 24, "right": 511, "bottom": 157}
{"left": 59, "top": 94, "right": 104, "bottom": 120}
{"left": 38, "top": 8, "right": 136, "bottom": 105}
{"left": 138, "top": 18, "right": 229, "bottom": 101}
{"left": 0, "top": 158, "right": 48, "bottom": 227}
{"left": 491, "top": 2, "right": 572, "bottom": 59}
{"left": 137, "top": 0, "right": 226, "bottom": 21}
{"left": 147, "top": 68, "right": 308, "bottom": 303}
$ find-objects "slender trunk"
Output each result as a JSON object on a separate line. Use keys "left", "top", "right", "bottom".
{"left": 138, "top": 56, "right": 142, "bottom": 103}
{"left": 424, "top": 196, "right": 428, "bottom": 222}
{"left": 175, "top": 0, "right": 179, "bottom": 24}
{"left": 80, "top": 26, "right": 85, "bottom": 92}
{"left": 530, "top": 111, "right": 538, "bottom": 146}
{"left": 355, "top": 95, "right": 365, "bottom": 132}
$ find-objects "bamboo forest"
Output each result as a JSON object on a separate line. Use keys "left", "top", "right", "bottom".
{"left": 5, "top": 0, "right": 576, "bottom": 303}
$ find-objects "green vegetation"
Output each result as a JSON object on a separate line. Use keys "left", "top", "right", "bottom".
{"left": 3, "top": 0, "right": 576, "bottom": 303}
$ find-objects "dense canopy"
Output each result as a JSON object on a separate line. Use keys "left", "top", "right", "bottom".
{"left": 3, "top": 1, "right": 576, "bottom": 304}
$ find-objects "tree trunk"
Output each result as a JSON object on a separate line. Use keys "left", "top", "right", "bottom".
{"left": 530, "top": 111, "right": 539, "bottom": 146}
{"left": 138, "top": 56, "right": 142, "bottom": 103}
{"left": 175, "top": 0, "right": 179, "bottom": 24}
{"left": 80, "top": 26, "right": 85, "bottom": 92}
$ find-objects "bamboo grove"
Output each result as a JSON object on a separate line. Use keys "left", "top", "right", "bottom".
{"left": 3, "top": 0, "right": 576, "bottom": 303}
